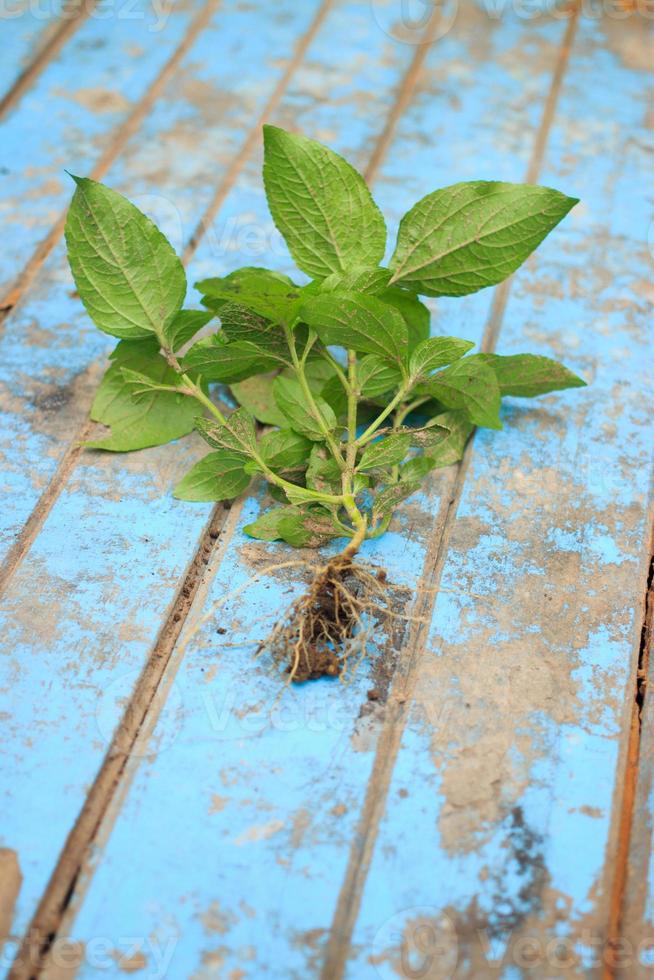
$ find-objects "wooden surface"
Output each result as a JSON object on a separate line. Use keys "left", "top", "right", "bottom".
{"left": 1, "top": 3, "right": 653, "bottom": 978}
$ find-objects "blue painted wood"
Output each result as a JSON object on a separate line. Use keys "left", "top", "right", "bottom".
{"left": 0, "top": 0, "right": 200, "bottom": 300}
{"left": 346, "top": 16, "right": 654, "bottom": 979}
{"left": 50, "top": 12, "right": 590, "bottom": 979}
{"left": 0, "top": 0, "right": 321, "bottom": 564}
{"left": 0, "top": 0, "right": 422, "bottom": 965}
{"left": 0, "top": 0, "right": 68, "bottom": 98}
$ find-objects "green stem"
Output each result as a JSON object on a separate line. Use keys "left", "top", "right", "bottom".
{"left": 356, "top": 383, "right": 412, "bottom": 447}
{"left": 284, "top": 325, "right": 346, "bottom": 470}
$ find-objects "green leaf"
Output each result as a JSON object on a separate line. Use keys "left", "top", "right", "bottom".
{"left": 412, "top": 410, "right": 474, "bottom": 467}
{"left": 320, "top": 267, "right": 391, "bottom": 294}
{"left": 306, "top": 443, "right": 341, "bottom": 494}
{"left": 194, "top": 408, "right": 257, "bottom": 457}
{"left": 182, "top": 333, "right": 280, "bottom": 382}
{"left": 301, "top": 292, "right": 408, "bottom": 365}
{"left": 230, "top": 374, "right": 286, "bottom": 426}
{"left": 87, "top": 339, "right": 197, "bottom": 451}
{"left": 389, "top": 181, "right": 578, "bottom": 297}
{"left": 219, "top": 303, "right": 290, "bottom": 360}
{"left": 258, "top": 429, "right": 312, "bottom": 471}
{"left": 196, "top": 267, "right": 301, "bottom": 324}
{"left": 358, "top": 433, "right": 412, "bottom": 472}
{"left": 409, "top": 336, "right": 475, "bottom": 378}
{"left": 262, "top": 125, "right": 386, "bottom": 278}
{"left": 398, "top": 456, "right": 435, "bottom": 483}
{"left": 421, "top": 357, "right": 502, "bottom": 429}
{"left": 243, "top": 506, "right": 298, "bottom": 542}
{"left": 164, "top": 309, "right": 213, "bottom": 352}
{"left": 372, "top": 480, "right": 422, "bottom": 523}
{"left": 65, "top": 176, "right": 186, "bottom": 340}
{"left": 358, "top": 355, "right": 403, "bottom": 398}
{"left": 272, "top": 375, "right": 338, "bottom": 441}
{"left": 245, "top": 503, "right": 343, "bottom": 546}
{"left": 173, "top": 450, "right": 250, "bottom": 502}
{"left": 379, "top": 286, "right": 431, "bottom": 350}
{"left": 320, "top": 375, "right": 348, "bottom": 419}
{"left": 475, "top": 353, "right": 586, "bottom": 397}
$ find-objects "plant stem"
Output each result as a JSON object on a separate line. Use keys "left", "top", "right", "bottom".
{"left": 284, "top": 324, "right": 346, "bottom": 470}
{"left": 356, "top": 383, "right": 412, "bottom": 447}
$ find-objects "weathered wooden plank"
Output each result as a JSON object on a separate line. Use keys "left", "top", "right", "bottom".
{"left": 0, "top": 0, "right": 201, "bottom": 303}
{"left": 345, "top": 14, "right": 654, "bottom": 979}
{"left": 51, "top": 11, "right": 580, "bottom": 979}
{"left": 0, "top": 1, "right": 422, "bottom": 970}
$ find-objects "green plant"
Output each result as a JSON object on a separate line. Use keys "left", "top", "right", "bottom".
{"left": 65, "top": 125, "right": 585, "bottom": 680}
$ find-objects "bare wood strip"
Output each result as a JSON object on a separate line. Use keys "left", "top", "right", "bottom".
{"left": 0, "top": 0, "right": 222, "bottom": 319}
{"left": 320, "top": 9, "right": 581, "bottom": 977}
{"left": 0, "top": 0, "right": 99, "bottom": 123}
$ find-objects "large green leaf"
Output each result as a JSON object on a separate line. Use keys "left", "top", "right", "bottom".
{"left": 389, "top": 181, "right": 578, "bottom": 297}
{"left": 301, "top": 292, "right": 408, "bottom": 365}
{"left": 320, "top": 267, "right": 391, "bottom": 295}
{"left": 409, "top": 410, "right": 474, "bottom": 468}
{"left": 87, "top": 339, "right": 197, "bottom": 451}
{"left": 218, "top": 303, "right": 290, "bottom": 360}
{"left": 272, "top": 376, "right": 338, "bottom": 441}
{"left": 262, "top": 125, "right": 386, "bottom": 278}
{"left": 372, "top": 480, "right": 422, "bottom": 523}
{"left": 173, "top": 450, "right": 251, "bottom": 502}
{"left": 421, "top": 357, "right": 502, "bottom": 429}
{"left": 244, "top": 505, "right": 342, "bottom": 548}
{"left": 306, "top": 443, "right": 341, "bottom": 494}
{"left": 65, "top": 176, "right": 186, "bottom": 339}
{"left": 475, "top": 353, "right": 586, "bottom": 397}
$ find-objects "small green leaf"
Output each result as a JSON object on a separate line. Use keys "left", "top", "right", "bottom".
{"left": 399, "top": 456, "right": 435, "bottom": 483}
{"left": 182, "top": 334, "right": 280, "bottom": 382}
{"left": 87, "top": 339, "right": 197, "bottom": 452}
{"left": 173, "top": 450, "right": 250, "bottom": 502}
{"left": 320, "top": 267, "right": 391, "bottom": 294}
{"left": 421, "top": 357, "right": 502, "bottom": 429}
{"left": 475, "top": 353, "right": 586, "bottom": 397}
{"left": 379, "top": 286, "right": 431, "bottom": 351}
{"left": 263, "top": 125, "right": 386, "bottom": 278}
{"left": 389, "top": 181, "right": 578, "bottom": 296}
{"left": 276, "top": 508, "right": 343, "bottom": 548}
{"left": 230, "top": 374, "right": 286, "bottom": 426}
{"left": 306, "top": 444, "right": 341, "bottom": 494}
{"left": 358, "top": 355, "right": 403, "bottom": 398}
{"left": 272, "top": 375, "right": 338, "bottom": 441}
{"left": 65, "top": 176, "right": 186, "bottom": 340}
{"left": 258, "top": 429, "right": 312, "bottom": 471}
{"left": 197, "top": 267, "right": 300, "bottom": 324}
{"left": 164, "top": 309, "right": 213, "bottom": 352}
{"left": 372, "top": 480, "right": 422, "bottom": 523}
{"left": 409, "top": 336, "right": 475, "bottom": 378}
{"left": 244, "top": 506, "right": 298, "bottom": 541}
{"left": 412, "top": 410, "right": 474, "bottom": 467}
{"left": 194, "top": 408, "right": 257, "bottom": 457}
{"left": 301, "top": 292, "right": 408, "bottom": 365}
{"left": 358, "top": 433, "right": 412, "bottom": 472}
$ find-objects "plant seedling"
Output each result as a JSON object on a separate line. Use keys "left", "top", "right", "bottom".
{"left": 65, "top": 125, "right": 586, "bottom": 681}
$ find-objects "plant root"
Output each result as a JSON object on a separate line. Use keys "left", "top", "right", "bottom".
{"left": 255, "top": 546, "right": 400, "bottom": 683}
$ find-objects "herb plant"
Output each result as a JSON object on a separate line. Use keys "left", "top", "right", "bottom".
{"left": 65, "top": 125, "right": 585, "bottom": 680}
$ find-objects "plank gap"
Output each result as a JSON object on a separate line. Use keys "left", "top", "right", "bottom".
{"left": 604, "top": 530, "right": 654, "bottom": 980}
